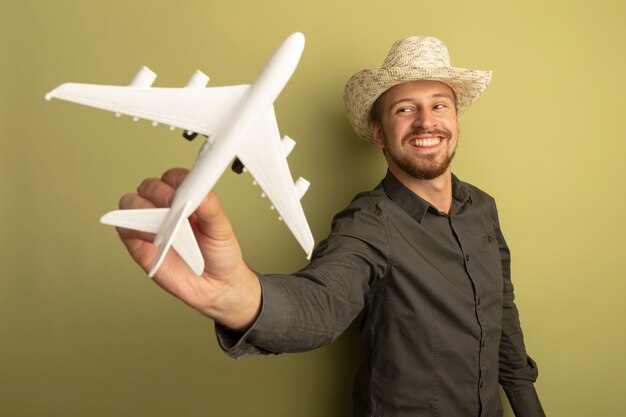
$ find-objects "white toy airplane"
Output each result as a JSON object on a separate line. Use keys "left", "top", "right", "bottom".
{"left": 45, "top": 32, "right": 314, "bottom": 277}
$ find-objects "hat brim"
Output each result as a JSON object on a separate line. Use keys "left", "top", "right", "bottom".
{"left": 344, "top": 66, "right": 492, "bottom": 142}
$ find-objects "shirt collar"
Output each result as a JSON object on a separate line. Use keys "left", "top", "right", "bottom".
{"left": 381, "top": 170, "right": 472, "bottom": 222}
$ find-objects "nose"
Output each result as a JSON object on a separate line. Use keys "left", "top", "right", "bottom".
{"left": 413, "top": 108, "right": 437, "bottom": 130}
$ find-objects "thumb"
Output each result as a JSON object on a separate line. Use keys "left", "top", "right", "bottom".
{"left": 161, "top": 168, "right": 236, "bottom": 243}
{"left": 194, "top": 192, "right": 236, "bottom": 242}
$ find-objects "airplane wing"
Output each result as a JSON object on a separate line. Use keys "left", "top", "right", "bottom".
{"left": 45, "top": 81, "right": 249, "bottom": 137}
{"left": 236, "top": 106, "right": 314, "bottom": 258}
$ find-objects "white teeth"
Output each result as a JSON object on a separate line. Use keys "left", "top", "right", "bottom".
{"left": 411, "top": 137, "right": 441, "bottom": 147}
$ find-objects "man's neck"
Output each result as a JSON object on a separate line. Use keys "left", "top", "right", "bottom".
{"left": 389, "top": 166, "right": 453, "bottom": 214}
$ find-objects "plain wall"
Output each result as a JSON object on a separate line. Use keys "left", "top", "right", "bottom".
{"left": 1, "top": 0, "right": 625, "bottom": 416}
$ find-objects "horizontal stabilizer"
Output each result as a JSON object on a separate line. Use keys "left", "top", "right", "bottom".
{"left": 101, "top": 208, "right": 168, "bottom": 233}
{"left": 100, "top": 206, "right": 204, "bottom": 277}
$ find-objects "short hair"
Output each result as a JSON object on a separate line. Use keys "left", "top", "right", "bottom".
{"left": 369, "top": 94, "right": 385, "bottom": 125}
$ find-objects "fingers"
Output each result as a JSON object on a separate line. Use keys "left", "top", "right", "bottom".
{"left": 119, "top": 192, "right": 153, "bottom": 210}
{"left": 122, "top": 168, "right": 189, "bottom": 210}
{"left": 161, "top": 167, "right": 190, "bottom": 189}
{"left": 135, "top": 177, "right": 175, "bottom": 208}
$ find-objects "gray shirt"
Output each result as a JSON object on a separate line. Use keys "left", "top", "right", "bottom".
{"left": 218, "top": 171, "right": 545, "bottom": 417}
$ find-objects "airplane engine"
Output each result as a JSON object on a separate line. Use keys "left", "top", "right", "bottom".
{"left": 185, "top": 70, "right": 210, "bottom": 88}
{"left": 281, "top": 135, "right": 296, "bottom": 157}
{"left": 231, "top": 158, "right": 245, "bottom": 174}
{"left": 295, "top": 177, "right": 310, "bottom": 200}
{"left": 130, "top": 66, "right": 157, "bottom": 87}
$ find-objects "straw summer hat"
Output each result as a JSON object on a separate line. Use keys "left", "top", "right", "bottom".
{"left": 344, "top": 36, "right": 493, "bottom": 142}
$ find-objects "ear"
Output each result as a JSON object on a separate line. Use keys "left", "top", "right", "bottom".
{"left": 370, "top": 121, "right": 385, "bottom": 149}
{"left": 456, "top": 114, "right": 462, "bottom": 141}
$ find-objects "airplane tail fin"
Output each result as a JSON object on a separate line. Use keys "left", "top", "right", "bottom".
{"left": 100, "top": 203, "right": 204, "bottom": 278}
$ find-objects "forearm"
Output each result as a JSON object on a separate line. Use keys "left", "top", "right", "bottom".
{"left": 217, "top": 270, "right": 367, "bottom": 357}
{"left": 215, "top": 203, "right": 387, "bottom": 358}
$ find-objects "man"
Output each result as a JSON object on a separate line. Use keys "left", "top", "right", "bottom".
{"left": 116, "top": 36, "right": 545, "bottom": 416}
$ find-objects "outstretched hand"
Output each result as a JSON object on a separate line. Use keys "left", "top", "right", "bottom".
{"left": 116, "top": 167, "right": 261, "bottom": 331}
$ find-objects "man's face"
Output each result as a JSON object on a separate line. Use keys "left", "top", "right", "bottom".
{"left": 370, "top": 80, "right": 460, "bottom": 181}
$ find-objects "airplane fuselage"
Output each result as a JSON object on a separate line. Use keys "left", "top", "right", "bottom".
{"left": 159, "top": 33, "right": 305, "bottom": 239}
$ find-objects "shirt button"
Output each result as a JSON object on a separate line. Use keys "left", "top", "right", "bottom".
{"left": 481, "top": 340, "right": 486, "bottom": 348}
{"left": 465, "top": 254, "right": 470, "bottom": 262}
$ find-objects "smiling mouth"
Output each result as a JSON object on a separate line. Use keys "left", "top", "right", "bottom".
{"left": 409, "top": 137, "right": 443, "bottom": 147}
{"left": 403, "top": 129, "right": 450, "bottom": 149}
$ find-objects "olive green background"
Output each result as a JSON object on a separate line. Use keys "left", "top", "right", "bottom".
{"left": 1, "top": 0, "right": 624, "bottom": 416}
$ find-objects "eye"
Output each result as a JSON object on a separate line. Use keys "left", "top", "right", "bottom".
{"left": 396, "top": 106, "right": 413, "bottom": 114}
{"left": 433, "top": 103, "right": 446, "bottom": 110}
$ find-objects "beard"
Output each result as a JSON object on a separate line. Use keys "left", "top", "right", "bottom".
{"left": 384, "top": 128, "right": 456, "bottom": 180}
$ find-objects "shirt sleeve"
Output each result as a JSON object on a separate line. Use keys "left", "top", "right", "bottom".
{"left": 493, "top": 203, "right": 546, "bottom": 417}
{"left": 216, "top": 202, "right": 390, "bottom": 359}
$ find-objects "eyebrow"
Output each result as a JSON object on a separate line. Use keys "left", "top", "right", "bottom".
{"left": 388, "top": 93, "right": 455, "bottom": 109}
{"left": 432, "top": 93, "right": 455, "bottom": 100}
